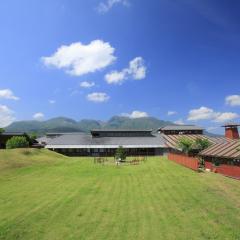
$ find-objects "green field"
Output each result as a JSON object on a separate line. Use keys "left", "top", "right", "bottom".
{"left": 0, "top": 149, "right": 239, "bottom": 240}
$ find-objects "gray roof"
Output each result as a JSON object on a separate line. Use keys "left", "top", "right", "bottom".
{"left": 160, "top": 125, "right": 204, "bottom": 131}
{"left": 45, "top": 133, "right": 165, "bottom": 149}
{"left": 91, "top": 129, "right": 153, "bottom": 132}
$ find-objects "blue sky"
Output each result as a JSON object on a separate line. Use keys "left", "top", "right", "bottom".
{"left": 0, "top": 0, "right": 240, "bottom": 133}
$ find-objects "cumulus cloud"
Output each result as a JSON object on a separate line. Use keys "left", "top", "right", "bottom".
{"left": 167, "top": 111, "right": 177, "bottom": 116}
{"left": 225, "top": 95, "right": 240, "bottom": 106}
{"left": 0, "top": 89, "right": 19, "bottom": 100}
{"left": 87, "top": 92, "right": 110, "bottom": 102}
{"left": 97, "top": 0, "right": 129, "bottom": 14}
{"left": 214, "top": 112, "right": 239, "bottom": 123}
{"left": 42, "top": 40, "right": 116, "bottom": 76}
{"left": 33, "top": 112, "right": 45, "bottom": 121}
{"left": 188, "top": 107, "right": 216, "bottom": 121}
{"left": 122, "top": 110, "right": 149, "bottom": 118}
{"left": 187, "top": 106, "right": 239, "bottom": 123}
{"left": 105, "top": 57, "right": 146, "bottom": 84}
{"left": 105, "top": 71, "right": 126, "bottom": 84}
{"left": 80, "top": 81, "right": 95, "bottom": 88}
{"left": 0, "top": 105, "right": 15, "bottom": 127}
{"left": 174, "top": 119, "right": 184, "bottom": 125}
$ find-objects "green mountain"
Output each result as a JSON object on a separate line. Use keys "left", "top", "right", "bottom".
{"left": 5, "top": 116, "right": 174, "bottom": 135}
{"left": 103, "top": 116, "right": 173, "bottom": 130}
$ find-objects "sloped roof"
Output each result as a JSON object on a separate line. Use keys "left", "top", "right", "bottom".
{"left": 200, "top": 140, "right": 240, "bottom": 159}
{"left": 91, "top": 129, "right": 152, "bottom": 132}
{"left": 163, "top": 134, "right": 230, "bottom": 149}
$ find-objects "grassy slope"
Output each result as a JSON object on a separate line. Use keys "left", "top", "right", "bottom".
{"left": 0, "top": 149, "right": 239, "bottom": 240}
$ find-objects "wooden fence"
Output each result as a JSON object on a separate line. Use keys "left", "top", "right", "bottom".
{"left": 168, "top": 153, "right": 240, "bottom": 179}
{"left": 167, "top": 153, "right": 199, "bottom": 171}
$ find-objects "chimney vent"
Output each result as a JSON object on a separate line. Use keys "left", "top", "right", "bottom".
{"left": 222, "top": 123, "right": 240, "bottom": 140}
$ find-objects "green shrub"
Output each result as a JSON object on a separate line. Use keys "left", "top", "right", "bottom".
{"left": 194, "top": 138, "right": 211, "bottom": 151}
{"left": 6, "top": 136, "right": 29, "bottom": 149}
{"left": 177, "top": 137, "right": 194, "bottom": 154}
{"left": 115, "top": 146, "right": 127, "bottom": 161}
{"left": 178, "top": 137, "right": 212, "bottom": 155}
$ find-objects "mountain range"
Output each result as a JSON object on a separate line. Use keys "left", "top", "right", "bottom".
{"left": 5, "top": 116, "right": 174, "bottom": 135}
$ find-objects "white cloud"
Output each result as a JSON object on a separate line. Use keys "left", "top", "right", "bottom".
{"left": 214, "top": 112, "right": 239, "bottom": 123}
{"left": 33, "top": 112, "right": 45, "bottom": 121}
{"left": 87, "top": 92, "right": 110, "bottom": 103}
{"left": 80, "top": 81, "right": 95, "bottom": 88}
{"left": 49, "top": 100, "right": 56, "bottom": 104}
{"left": 187, "top": 106, "right": 239, "bottom": 123}
{"left": 105, "top": 57, "right": 146, "bottom": 84}
{"left": 174, "top": 119, "right": 184, "bottom": 125}
{"left": 129, "top": 57, "right": 146, "bottom": 80}
{"left": 0, "top": 89, "right": 19, "bottom": 100}
{"left": 42, "top": 40, "right": 116, "bottom": 76}
{"left": 225, "top": 95, "right": 240, "bottom": 106}
{"left": 0, "top": 105, "right": 15, "bottom": 127}
{"left": 105, "top": 71, "right": 126, "bottom": 84}
{"left": 188, "top": 107, "right": 216, "bottom": 121}
{"left": 97, "top": 0, "right": 129, "bottom": 14}
{"left": 122, "top": 110, "right": 149, "bottom": 118}
{"left": 167, "top": 111, "right": 177, "bottom": 116}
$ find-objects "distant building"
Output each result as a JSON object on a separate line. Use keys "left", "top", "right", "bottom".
{"left": 44, "top": 129, "right": 165, "bottom": 156}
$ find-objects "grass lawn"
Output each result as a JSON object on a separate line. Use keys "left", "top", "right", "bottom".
{"left": 0, "top": 149, "right": 239, "bottom": 240}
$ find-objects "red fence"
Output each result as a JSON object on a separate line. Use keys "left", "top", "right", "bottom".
{"left": 167, "top": 153, "right": 240, "bottom": 180}
{"left": 205, "top": 161, "right": 240, "bottom": 180}
{"left": 167, "top": 153, "right": 199, "bottom": 171}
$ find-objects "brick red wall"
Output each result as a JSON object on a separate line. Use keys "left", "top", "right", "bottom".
{"left": 205, "top": 161, "right": 240, "bottom": 179}
{"left": 168, "top": 153, "right": 199, "bottom": 171}
{"left": 225, "top": 127, "right": 239, "bottom": 139}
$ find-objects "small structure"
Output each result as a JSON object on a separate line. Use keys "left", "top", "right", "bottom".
{"left": 159, "top": 125, "right": 204, "bottom": 135}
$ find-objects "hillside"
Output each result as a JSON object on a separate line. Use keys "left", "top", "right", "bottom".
{"left": 6, "top": 116, "right": 174, "bottom": 135}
